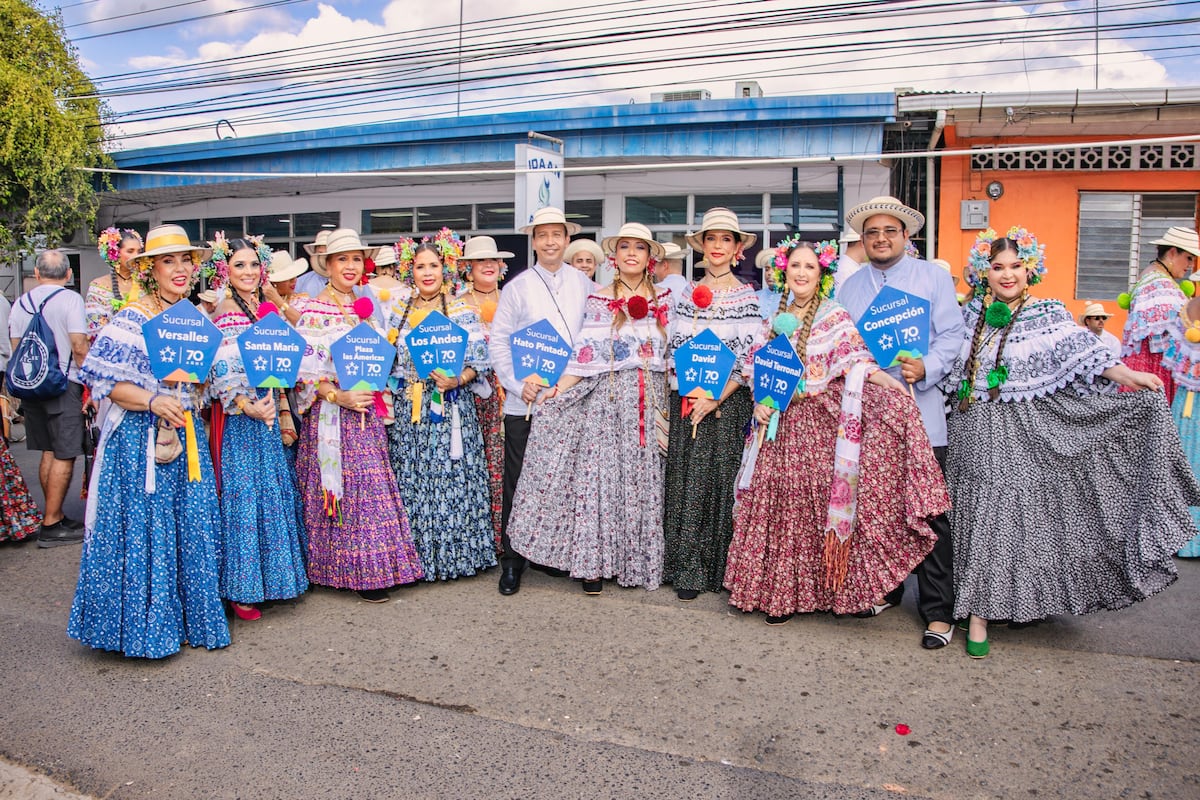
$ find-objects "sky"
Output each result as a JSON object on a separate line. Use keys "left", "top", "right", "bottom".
{"left": 51, "top": 0, "right": 1200, "bottom": 151}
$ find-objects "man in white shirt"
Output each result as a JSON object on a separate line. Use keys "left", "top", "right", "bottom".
{"left": 1079, "top": 302, "right": 1123, "bottom": 359}
{"left": 833, "top": 228, "right": 866, "bottom": 291}
{"left": 655, "top": 242, "right": 688, "bottom": 302}
{"left": 490, "top": 207, "right": 593, "bottom": 595}
{"left": 295, "top": 230, "right": 331, "bottom": 298}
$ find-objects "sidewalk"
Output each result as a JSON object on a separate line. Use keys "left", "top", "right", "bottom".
{"left": 0, "top": 758, "right": 90, "bottom": 800}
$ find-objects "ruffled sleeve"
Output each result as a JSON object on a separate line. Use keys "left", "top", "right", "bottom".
{"left": 448, "top": 297, "right": 490, "bottom": 375}
{"left": 295, "top": 299, "right": 346, "bottom": 414}
{"left": 209, "top": 311, "right": 253, "bottom": 411}
{"left": 1122, "top": 270, "right": 1185, "bottom": 357}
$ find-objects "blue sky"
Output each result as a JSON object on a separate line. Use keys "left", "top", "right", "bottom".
{"left": 52, "top": 1, "right": 1200, "bottom": 149}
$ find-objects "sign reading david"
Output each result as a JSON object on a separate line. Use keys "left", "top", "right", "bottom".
{"left": 331, "top": 323, "right": 393, "bottom": 392}
{"left": 237, "top": 313, "right": 305, "bottom": 388}
{"left": 674, "top": 328, "right": 736, "bottom": 402}
{"left": 143, "top": 300, "right": 222, "bottom": 383}
{"left": 514, "top": 141, "right": 564, "bottom": 228}
{"left": 404, "top": 310, "right": 468, "bottom": 381}
{"left": 855, "top": 286, "right": 931, "bottom": 369}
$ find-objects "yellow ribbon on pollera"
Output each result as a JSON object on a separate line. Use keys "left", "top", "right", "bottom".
{"left": 183, "top": 411, "right": 201, "bottom": 481}
{"left": 1185, "top": 391, "right": 1195, "bottom": 419}
{"left": 408, "top": 382, "right": 422, "bottom": 423}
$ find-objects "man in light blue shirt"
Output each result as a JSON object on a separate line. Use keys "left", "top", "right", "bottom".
{"left": 837, "top": 196, "right": 966, "bottom": 651}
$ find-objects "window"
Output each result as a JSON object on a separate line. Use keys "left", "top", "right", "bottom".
{"left": 363, "top": 208, "right": 414, "bottom": 236}
{"left": 626, "top": 196, "right": 687, "bottom": 226}
{"left": 294, "top": 212, "right": 339, "bottom": 239}
{"left": 768, "top": 192, "right": 840, "bottom": 235}
{"left": 565, "top": 199, "right": 603, "bottom": 229}
{"left": 477, "top": 204, "right": 515, "bottom": 230}
{"left": 163, "top": 219, "right": 200, "bottom": 242}
{"left": 417, "top": 204, "right": 473, "bottom": 233}
{"left": 1076, "top": 192, "right": 1198, "bottom": 299}
{"left": 203, "top": 217, "right": 242, "bottom": 238}
{"left": 694, "top": 194, "right": 763, "bottom": 225}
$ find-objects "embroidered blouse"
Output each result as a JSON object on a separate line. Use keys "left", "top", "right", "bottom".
{"left": 566, "top": 290, "right": 671, "bottom": 377}
{"left": 209, "top": 310, "right": 259, "bottom": 413}
{"left": 667, "top": 283, "right": 761, "bottom": 389}
{"left": 84, "top": 277, "right": 139, "bottom": 342}
{"left": 295, "top": 294, "right": 392, "bottom": 414}
{"left": 742, "top": 301, "right": 876, "bottom": 397}
{"left": 1122, "top": 269, "right": 1185, "bottom": 357}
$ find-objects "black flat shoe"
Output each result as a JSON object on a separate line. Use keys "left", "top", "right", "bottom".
{"left": 921, "top": 627, "right": 954, "bottom": 649}
{"left": 852, "top": 602, "right": 894, "bottom": 618}
{"left": 581, "top": 579, "right": 603, "bottom": 595}
{"left": 765, "top": 614, "right": 794, "bottom": 626}
{"left": 357, "top": 588, "right": 390, "bottom": 603}
{"left": 530, "top": 563, "right": 568, "bottom": 578}
{"left": 498, "top": 564, "right": 522, "bottom": 596}
{"left": 675, "top": 588, "right": 699, "bottom": 601}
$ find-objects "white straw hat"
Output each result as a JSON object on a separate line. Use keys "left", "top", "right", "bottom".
{"left": 519, "top": 207, "right": 582, "bottom": 236}
{"left": 303, "top": 229, "right": 332, "bottom": 257}
{"left": 461, "top": 235, "right": 515, "bottom": 260}
{"left": 372, "top": 245, "right": 397, "bottom": 268}
{"left": 197, "top": 290, "right": 218, "bottom": 304}
{"left": 661, "top": 241, "right": 685, "bottom": 261}
{"left": 754, "top": 249, "right": 776, "bottom": 270}
{"left": 686, "top": 207, "right": 757, "bottom": 251}
{"left": 839, "top": 229, "right": 862, "bottom": 244}
{"left": 846, "top": 196, "right": 925, "bottom": 235}
{"left": 1150, "top": 226, "right": 1200, "bottom": 258}
{"left": 1079, "top": 301, "right": 1112, "bottom": 322}
{"left": 315, "top": 229, "right": 381, "bottom": 272}
{"left": 563, "top": 239, "right": 605, "bottom": 264}
{"left": 600, "top": 223, "right": 666, "bottom": 261}
{"left": 267, "top": 250, "right": 309, "bottom": 282}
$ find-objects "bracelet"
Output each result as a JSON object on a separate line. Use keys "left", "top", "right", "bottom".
{"left": 147, "top": 394, "right": 157, "bottom": 414}
{"left": 324, "top": 390, "right": 337, "bottom": 404}
{"left": 236, "top": 397, "right": 248, "bottom": 412}
{"left": 279, "top": 302, "right": 290, "bottom": 313}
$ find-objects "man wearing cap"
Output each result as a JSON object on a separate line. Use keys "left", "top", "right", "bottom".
{"left": 1079, "top": 302, "right": 1122, "bottom": 359}
{"left": 489, "top": 207, "right": 593, "bottom": 595}
{"left": 837, "top": 196, "right": 965, "bottom": 650}
{"left": 295, "top": 230, "right": 332, "bottom": 299}
{"left": 195, "top": 289, "right": 218, "bottom": 319}
{"left": 834, "top": 229, "right": 866, "bottom": 291}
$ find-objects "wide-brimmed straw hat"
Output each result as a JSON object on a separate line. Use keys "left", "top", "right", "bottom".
{"left": 601, "top": 223, "right": 666, "bottom": 261}
{"left": 754, "top": 249, "right": 776, "bottom": 270}
{"left": 846, "top": 195, "right": 925, "bottom": 235}
{"left": 372, "top": 245, "right": 397, "bottom": 268}
{"left": 686, "top": 207, "right": 757, "bottom": 251}
{"left": 315, "top": 229, "right": 381, "bottom": 272}
{"left": 462, "top": 235, "right": 515, "bottom": 260}
{"left": 268, "top": 250, "right": 309, "bottom": 282}
{"left": 1079, "top": 301, "right": 1112, "bottom": 322}
{"left": 519, "top": 206, "right": 582, "bottom": 236}
{"left": 564, "top": 239, "right": 605, "bottom": 264}
{"left": 303, "top": 229, "right": 332, "bottom": 257}
{"left": 661, "top": 242, "right": 685, "bottom": 262}
{"left": 1150, "top": 226, "right": 1200, "bottom": 258}
{"left": 134, "top": 224, "right": 212, "bottom": 265}
{"left": 197, "top": 290, "right": 218, "bottom": 304}
{"left": 839, "top": 228, "right": 862, "bottom": 244}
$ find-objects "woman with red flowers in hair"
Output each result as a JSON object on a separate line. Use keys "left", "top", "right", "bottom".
{"left": 724, "top": 238, "right": 948, "bottom": 625}
{"left": 506, "top": 223, "right": 672, "bottom": 593}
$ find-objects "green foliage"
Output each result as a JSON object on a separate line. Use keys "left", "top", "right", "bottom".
{"left": 0, "top": 0, "right": 109, "bottom": 262}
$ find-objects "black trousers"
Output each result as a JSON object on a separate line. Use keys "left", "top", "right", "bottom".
{"left": 884, "top": 445, "right": 955, "bottom": 625}
{"left": 500, "top": 413, "right": 531, "bottom": 567}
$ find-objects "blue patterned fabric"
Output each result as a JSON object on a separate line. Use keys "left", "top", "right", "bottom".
{"left": 1170, "top": 390, "right": 1200, "bottom": 557}
{"left": 68, "top": 411, "right": 229, "bottom": 658}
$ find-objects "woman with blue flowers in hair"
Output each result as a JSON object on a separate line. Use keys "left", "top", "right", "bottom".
{"left": 946, "top": 227, "right": 1200, "bottom": 659}
{"left": 725, "top": 238, "right": 948, "bottom": 624}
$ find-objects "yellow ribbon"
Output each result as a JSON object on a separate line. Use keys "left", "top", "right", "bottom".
{"left": 1185, "top": 390, "right": 1195, "bottom": 419}
{"left": 409, "top": 382, "right": 422, "bottom": 423}
{"left": 183, "top": 411, "right": 201, "bottom": 481}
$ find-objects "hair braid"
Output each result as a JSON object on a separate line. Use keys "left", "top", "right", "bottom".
{"left": 229, "top": 287, "right": 262, "bottom": 323}
{"left": 956, "top": 295, "right": 991, "bottom": 412}
{"left": 988, "top": 297, "right": 1026, "bottom": 400}
{"left": 793, "top": 295, "right": 822, "bottom": 367}
{"left": 775, "top": 289, "right": 789, "bottom": 317}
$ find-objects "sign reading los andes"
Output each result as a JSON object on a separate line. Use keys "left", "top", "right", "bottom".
{"left": 511, "top": 318, "right": 571, "bottom": 387}
{"left": 404, "top": 310, "right": 468, "bottom": 381}
{"left": 237, "top": 312, "right": 305, "bottom": 388}
{"left": 856, "top": 286, "right": 930, "bottom": 368}
{"left": 752, "top": 334, "right": 806, "bottom": 413}
{"left": 143, "top": 300, "right": 222, "bottom": 383}
{"left": 673, "top": 328, "right": 736, "bottom": 400}
{"left": 331, "top": 323, "right": 393, "bottom": 391}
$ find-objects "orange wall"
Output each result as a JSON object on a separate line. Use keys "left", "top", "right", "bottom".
{"left": 936, "top": 126, "right": 1200, "bottom": 328}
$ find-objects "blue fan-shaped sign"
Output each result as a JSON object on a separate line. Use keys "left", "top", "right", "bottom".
{"left": 752, "top": 335, "right": 806, "bottom": 413}
{"left": 331, "top": 323, "right": 394, "bottom": 391}
{"left": 511, "top": 318, "right": 571, "bottom": 387}
{"left": 237, "top": 312, "right": 305, "bottom": 389}
{"left": 143, "top": 300, "right": 222, "bottom": 383}
{"left": 674, "top": 328, "right": 736, "bottom": 400}
{"left": 405, "top": 310, "right": 469, "bottom": 381}
{"left": 856, "top": 286, "right": 931, "bottom": 368}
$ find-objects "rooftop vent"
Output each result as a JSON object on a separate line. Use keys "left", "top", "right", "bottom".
{"left": 735, "top": 81, "right": 763, "bottom": 99}
{"left": 651, "top": 89, "right": 712, "bottom": 103}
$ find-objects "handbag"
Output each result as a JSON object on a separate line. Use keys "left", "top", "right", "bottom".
{"left": 154, "top": 419, "right": 183, "bottom": 464}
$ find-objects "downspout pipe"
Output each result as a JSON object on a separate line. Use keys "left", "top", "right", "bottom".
{"left": 926, "top": 109, "right": 947, "bottom": 259}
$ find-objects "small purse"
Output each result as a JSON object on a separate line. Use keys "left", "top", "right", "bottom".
{"left": 154, "top": 419, "right": 183, "bottom": 464}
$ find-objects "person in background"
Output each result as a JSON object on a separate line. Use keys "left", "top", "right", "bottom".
{"left": 296, "top": 229, "right": 332, "bottom": 299}
{"left": 833, "top": 229, "right": 866, "bottom": 291}
{"left": 1079, "top": 302, "right": 1122, "bottom": 359}
{"left": 261, "top": 249, "right": 311, "bottom": 327}
{"left": 564, "top": 239, "right": 605, "bottom": 286}
{"left": 655, "top": 242, "right": 688, "bottom": 302}
{"left": 87, "top": 228, "right": 143, "bottom": 341}
{"left": 755, "top": 248, "right": 783, "bottom": 319}
{"left": 8, "top": 250, "right": 89, "bottom": 547}
{"left": 196, "top": 290, "right": 218, "bottom": 319}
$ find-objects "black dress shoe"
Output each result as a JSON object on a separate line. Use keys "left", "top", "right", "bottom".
{"left": 529, "top": 563, "right": 568, "bottom": 578}
{"left": 581, "top": 579, "right": 603, "bottom": 595}
{"left": 675, "top": 588, "right": 699, "bottom": 601}
{"left": 498, "top": 564, "right": 523, "bottom": 596}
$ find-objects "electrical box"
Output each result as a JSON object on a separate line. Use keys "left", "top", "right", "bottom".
{"left": 960, "top": 200, "right": 990, "bottom": 230}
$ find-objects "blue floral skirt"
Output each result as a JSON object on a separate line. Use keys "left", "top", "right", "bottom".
{"left": 1171, "top": 390, "right": 1200, "bottom": 556}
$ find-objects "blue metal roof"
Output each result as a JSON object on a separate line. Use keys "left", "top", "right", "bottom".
{"left": 109, "top": 93, "right": 894, "bottom": 192}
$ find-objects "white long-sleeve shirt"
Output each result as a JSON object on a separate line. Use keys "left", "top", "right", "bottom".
{"left": 490, "top": 262, "right": 593, "bottom": 417}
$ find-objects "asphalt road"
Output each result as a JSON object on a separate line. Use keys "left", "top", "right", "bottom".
{"left": 1, "top": 432, "right": 1197, "bottom": 800}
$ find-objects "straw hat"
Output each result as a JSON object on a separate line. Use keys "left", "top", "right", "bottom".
{"left": 686, "top": 207, "right": 757, "bottom": 251}
{"left": 519, "top": 206, "right": 582, "bottom": 236}
{"left": 601, "top": 223, "right": 666, "bottom": 261}
{"left": 1079, "top": 302, "right": 1112, "bottom": 322}
{"left": 754, "top": 248, "right": 776, "bottom": 270}
{"left": 314, "top": 229, "right": 381, "bottom": 272}
{"left": 661, "top": 241, "right": 685, "bottom": 262}
{"left": 846, "top": 195, "right": 925, "bottom": 235}
{"left": 197, "top": 290, "right": 218, "bottom": 304}
{"left": 839, "top": 229, "right": 862, "bottom": 244}
{"left": 303, "top": 229, "right": 332, "bottom": 257}
{"left": 931, "top": 258, "right": 953, "bottom": 274}
{"left": 461, "top": 235, "right": 515, "bottom": 260}
{"left": 1150, "top": 226, "right": 1200, "bottom": 258}
{"left": 134, "top": 224, "right": 212, "bottom": 265}
{"left": 564, "top": 239, "right": 605, "bottom": 264}
{"left": 268, "top": 250, "right": 309, "bottom": 282}
{"left": 372, "top": 245, "right": 397, "bottom": 268}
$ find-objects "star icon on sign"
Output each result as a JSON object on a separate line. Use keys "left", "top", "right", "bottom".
{"left": 684, "top": 367, "right": 698, "bottom": 382}
{"left": 520, "top": 354, "right": 535, "bottom": 369}
{"left": 879, "top": 333, "right": 894, "bottom": 350}
{"left": 159, "top": 346, "right": 176, "bottom": 361}
{"left": 420, "top": 352, "right": 434, "bottom": 365}
{"left": 252, "top": 356, "right": 269, "bottom": 371}
{"left": 345, "top": 362, "right": 360, "bottom": 375}
{"left": 759, "top": 374, "right": 770, "bottom": 388}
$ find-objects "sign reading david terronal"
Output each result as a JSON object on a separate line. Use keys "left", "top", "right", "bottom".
{"left": 855, "top": 286, "right": 931, "bottom": 369}
{"left": 751, "top": 334, "right": 806, "bottom": 441}
{"left": 237, "top": 313, "right": 305, "bottom": 388}
{"left": 404, "top": 310, "right": 468, "bottom": 381}
{"left": 143, "top": 300, "right": 222, "bottom": 383}
{"left": 331, "top": 323, "right": 393, "bottom": 392}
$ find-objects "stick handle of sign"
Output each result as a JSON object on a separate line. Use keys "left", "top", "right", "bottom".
{"left": 691, "top": 420, "right": 698, "bottom": 439}
{"left": 525, "top": 401, "right": 532, "bottom": 421}
{"left": 359, "top": 409, "right": 365, "bottom": 430}
{"left": 266, "top": 388, "right": 274, "bottom": 428}
{"left": 908, "top": 382, "right": 916, "bottom": 401}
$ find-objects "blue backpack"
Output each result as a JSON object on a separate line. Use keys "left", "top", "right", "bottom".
{"left": 6, "top": 288, "right": 70, "bottom": 400}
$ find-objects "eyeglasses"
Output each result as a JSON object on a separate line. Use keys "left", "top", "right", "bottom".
{"left": 863, "top": 227, "right": 903, "bottom": 240}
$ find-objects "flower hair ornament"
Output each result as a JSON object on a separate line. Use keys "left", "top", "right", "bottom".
{"left": 203, "top": 232, "right": 272, "bottom": 294}
{"left": 966, "top": 227, "right": 1046, "bottom": 329}
{"left": 770, "top": 236, "right": 839, "bottom": 301}
{"left": 395, "top": 228, "right": 464, "bottom": 294}
{"left": 97, "top": 227, "right": 142, "bottom": 270}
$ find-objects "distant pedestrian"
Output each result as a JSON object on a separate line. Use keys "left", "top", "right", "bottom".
{"left": 86, "top": 228, "right": 143, "bottom": 341}
{"left": 564, "top": 238, "right": 604, "bottom": 286}
{"left": 8, "top": 250, "right": 89, "bottom": 547}
{"left": 1078, "top": 302, "right": 1122, "bottom": 359}
{"left": 296, "top": 229, "right": 332, "bottom": 298}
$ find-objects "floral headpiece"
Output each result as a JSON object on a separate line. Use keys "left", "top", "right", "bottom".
{"left": 770, "top": 236, "right": 839, "bottom": 298}
{"left": 203, "top": 232, "right": 272, "bottom": 293}
{"left": 905, "top": 240, "right": 921, "bottom": 259}
{"left": 97, "top": 227, "right": 143, "bottom": 270}
{"left": 395, "top": 228, "right": 465, "bottom": 293}
{"left": 966, "top": 226, "right": 1046, "bottom": 289}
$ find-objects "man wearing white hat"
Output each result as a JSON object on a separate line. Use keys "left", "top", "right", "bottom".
{"left": 1079, "top": 301, "right": 1122, "bottom": 359}
{"left": 295, "top": 229, "right": 332, "bottom": 299}
{"left": 833, "top": 228, "right": 866, "bottom": 291}
{"left": 490, "top": 207, "right": 593, "bottom": 595}
{"left": 655, "top": 242, "right": 688, "bottom": 305}
{"left": 262, "top": 250, "right": 309, "bottom": 326}
{"left": 755, "top": 247, "right": 783, "bottom": 319}
{"left": 196, "top": 289, "right": 218, "bottom": 319}
{"left": 837, "top": 196, "right": 966, "bottom": 650}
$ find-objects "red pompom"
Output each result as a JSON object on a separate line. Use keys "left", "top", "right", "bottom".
{"left": 626, "top": 295, "right": 649, "bottom": 320}
{"left": 895, "top": 724, "right": 911, "bottom": 736}
{"left": 352, "top": 296, "right": 374, "bottom": 320}
{"left": 692, "top": 284, "right": 714, "bottom": 309}
{"left": 361, "top": 258, "right": 376, "bottom": 285}
{"left": 257, "top": 301, "right": 279, "bottom": 317}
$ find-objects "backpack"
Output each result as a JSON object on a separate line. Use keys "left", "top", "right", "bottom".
{"left": 6, "top": 288, "right": 70, "bottom": 400}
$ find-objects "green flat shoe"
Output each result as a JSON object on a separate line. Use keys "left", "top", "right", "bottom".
{"left": 965, "top": 636, "right": 990, "bottom": 659}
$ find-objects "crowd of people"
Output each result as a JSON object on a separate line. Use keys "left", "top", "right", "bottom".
{"left": 2, "top": 196, "right": 1198, "bottom": 662}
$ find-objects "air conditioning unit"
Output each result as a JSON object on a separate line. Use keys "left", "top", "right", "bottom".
{"left": 651, "top": 89, "right": 712, "bottom": 103}
{"left": 734, "top": 81, "right": 763, "bottom": 99}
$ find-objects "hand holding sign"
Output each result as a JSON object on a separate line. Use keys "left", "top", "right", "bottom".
{"left": 751, "top": 335, "right": 806, "bottom": 441}
{"left": 238, "top": 313, "right": 305, "bottom": 389}
{"left": 855, "top": 286, "right": 930, "bottom": 397}
{"left": 673, "top": 329, "right": 736, "bottom": 438}
{"left": 511, "top": 319, "right": 572, "bottom": 419}
{"left": 143, "top": 301, "right": 222, "bottom": 383}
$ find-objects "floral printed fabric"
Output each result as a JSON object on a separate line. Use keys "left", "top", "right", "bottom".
{"left": 1122, "top": 269, "right": 1185, "bottom": 358}
{"left": 567, "top": 291, "right": 671, "bottom": 377}
{"left": 0, "top": 436, "right": 42, "bottom": 542}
